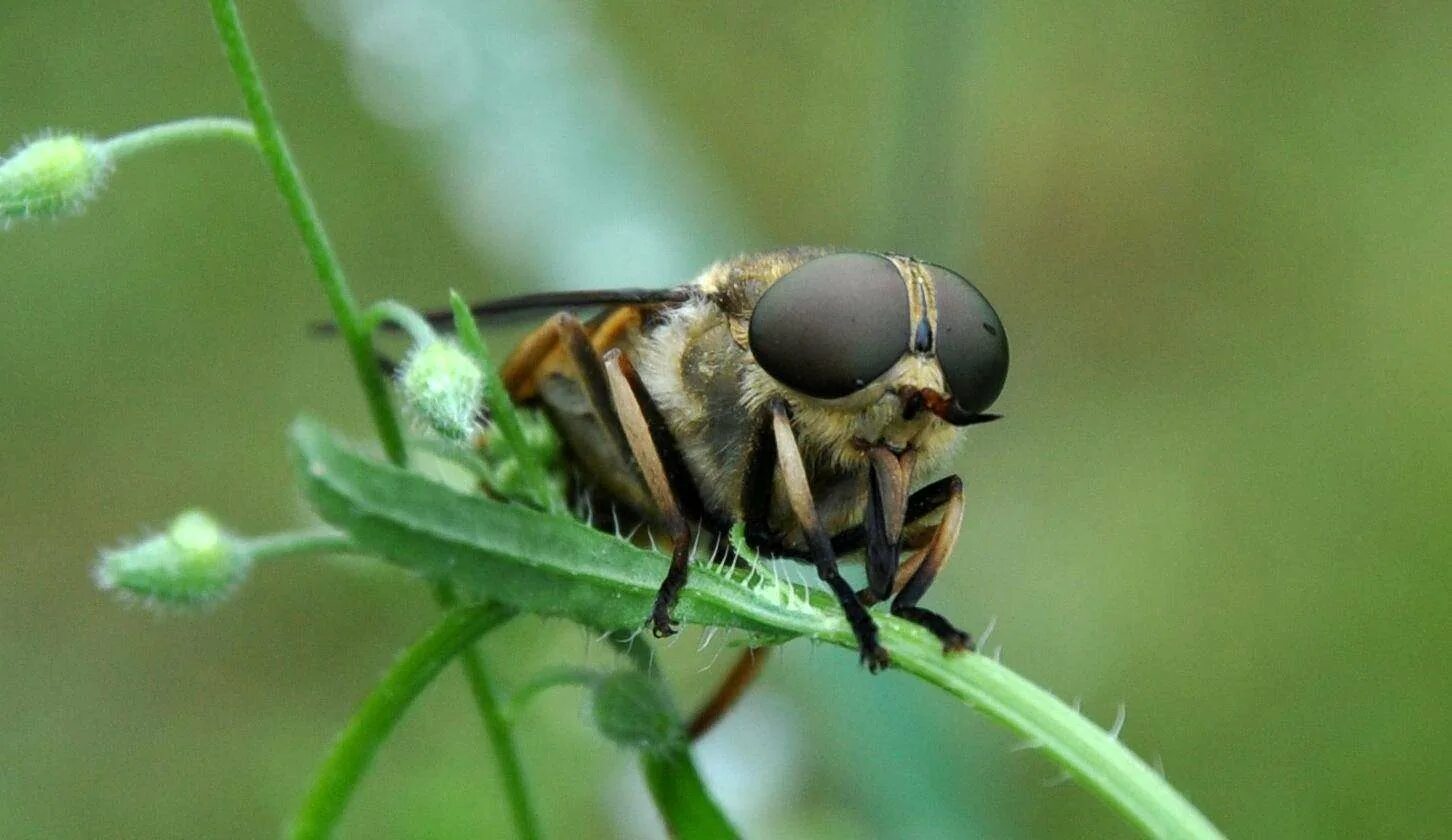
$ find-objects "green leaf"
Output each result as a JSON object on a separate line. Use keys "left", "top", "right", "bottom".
{"left": 290, "top": 416, "right": 821, "bottom": 639}
{"left": 289, "top": 416, "right": 1223, "bottom": 839}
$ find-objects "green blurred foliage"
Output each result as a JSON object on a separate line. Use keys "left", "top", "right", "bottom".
{"left": 2, "top": 1, "right": 1448, "bottom": 838}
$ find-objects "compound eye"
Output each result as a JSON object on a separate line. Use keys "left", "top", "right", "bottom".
{"left": 748, "top": 253, "right": 910, "bottom": 399}
{"left": 929, "top": 265, "right": 1008, "bottom": 415}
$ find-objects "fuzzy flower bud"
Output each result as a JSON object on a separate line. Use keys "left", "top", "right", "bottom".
{"left": 0, "top": 133, "right": 111, "bottom": 222}
{"left": 590, "top": 670, "right": 682, "bottom": 754}
{"left": 400, "top": 338, "right": 484, "bottom": 440}
{"left": 95, "top": 510, "right": 251, "bottom": 608}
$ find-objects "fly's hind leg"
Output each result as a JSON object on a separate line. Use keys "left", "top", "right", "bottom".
{"left": 501, "top": 305, "right": 642, "bottom": 401}
{"left": 506, "top": 314, "right": 703, "bottom": 637}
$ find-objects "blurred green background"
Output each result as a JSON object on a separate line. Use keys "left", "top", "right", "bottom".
{"left": 3, "top": 2, "right": 1448, "bottom": 837}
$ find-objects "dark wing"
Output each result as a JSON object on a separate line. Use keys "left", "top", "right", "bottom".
{"left": 311, "top": 287, "right": 693, "bottom": 336}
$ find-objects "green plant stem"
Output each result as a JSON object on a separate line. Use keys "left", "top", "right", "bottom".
{"left": 207, "top": 0, "right": 406, "bottom": 467}
{"left": 641, "top": 751, "right": 739, "bottom": 840}
{"left": 459, "top": 651, "right": 541, "bottom": 838}
{"left": 505, "top": 667, "right": 603, "bottom": 721}
{"left": 435, "top": 586, "right": 542, "bottom": 840}
{"left": 239, "top": 528, "right": 352, "bottom": 561}
{"left": 100, "top": 117, "right": 258, "bottom": 160}
{"left": 206, "top": 9, "right": 539, "bottom": 837}
{"left": 289, "top": 602, "right": 514, "bottom": 840}
{"left": 363, "top": 299, "right": 437, "bottom": 346}
{"left": 875, "top": 624, "right": 1219, "bottom": 838}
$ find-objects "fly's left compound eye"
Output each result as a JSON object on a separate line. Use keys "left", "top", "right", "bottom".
{"left": 928, "top": 265, "right": 1008, "bottom": 416}
{"left": 748, "top": 253, "right": 910, "bottom": 399}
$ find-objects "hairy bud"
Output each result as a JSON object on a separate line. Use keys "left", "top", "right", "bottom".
{"left": 1, "top": 133, "right": 111, "bottom": 222}
{"left": 95, "top": 510, "right": 251, "bottom": 609}
{"left": 400, "top": 338, "right": 485, "bottom": 441}
{"left": 590, "top": 670, "right": 682, "bottom": 754}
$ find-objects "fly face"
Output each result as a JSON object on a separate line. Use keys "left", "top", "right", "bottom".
{"left": 743, "top": 251, "right": 1009, "bottom": 469}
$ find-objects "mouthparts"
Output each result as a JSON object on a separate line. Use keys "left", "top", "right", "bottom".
{"left": 898, "top": 387, "right": 1002, "bottom": 427}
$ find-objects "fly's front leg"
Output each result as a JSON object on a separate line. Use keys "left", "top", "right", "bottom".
{"left": 888, "top": 476, "right": 973, "bottom": 652}
{"left": 602, "top": 349, "right": 696, "bottom": 637}
{"left": 829, "top": 474, "right": 957, "bottom": 557}
{"left": 843, "top": 474, "right": 974, "bottom": 653}
{"left": 862, "top": 446, "right": 913, "bottom": 603}
{"left": 770, "top": 400, "right": 890, "bottom": 672}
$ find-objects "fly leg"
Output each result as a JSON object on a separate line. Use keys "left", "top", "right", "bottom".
{"left": 686, "top": 646, "right": 772, "bottom": 739}
{"left": 602, "top": 349, "right": 702, "bottom": 637}
{"left": 687, "top": 470, "right": 967, "bottom": 738}
{"left": 861, "top": 447, "right": 914, "bottom": 604}
{"left": 828, "top": 474, "right": 959, "bottom": 556}
{"left": 882, "top": 477, "right": 973, "bottom": 652}
{"left": 688, "top": 413, "right": 905, "bottom": 737}
{"left": 771, "top": 400, "right": 890, "bottom": 671}
{"left": 508, "top": 315, "right": 704, "bottom": 637}
{"left": 499, "top": 306, "right": 643, "bottom": 400}
{"left": 836, "top": 474, "right": 974, "bottom": 652}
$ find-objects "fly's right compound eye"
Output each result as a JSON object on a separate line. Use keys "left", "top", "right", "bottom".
{"left": 748, "top": 253, "right": 911, "bottom": 399}
{"left": 927, "top": 265, "right": 1009, "bottom": 416}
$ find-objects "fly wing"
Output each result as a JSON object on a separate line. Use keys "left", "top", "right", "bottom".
{"left": 426, "top": 287, "right": 695, "bottom": 331}
{"left": 311, "top": 287, "right": 693, "bottom": 336}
